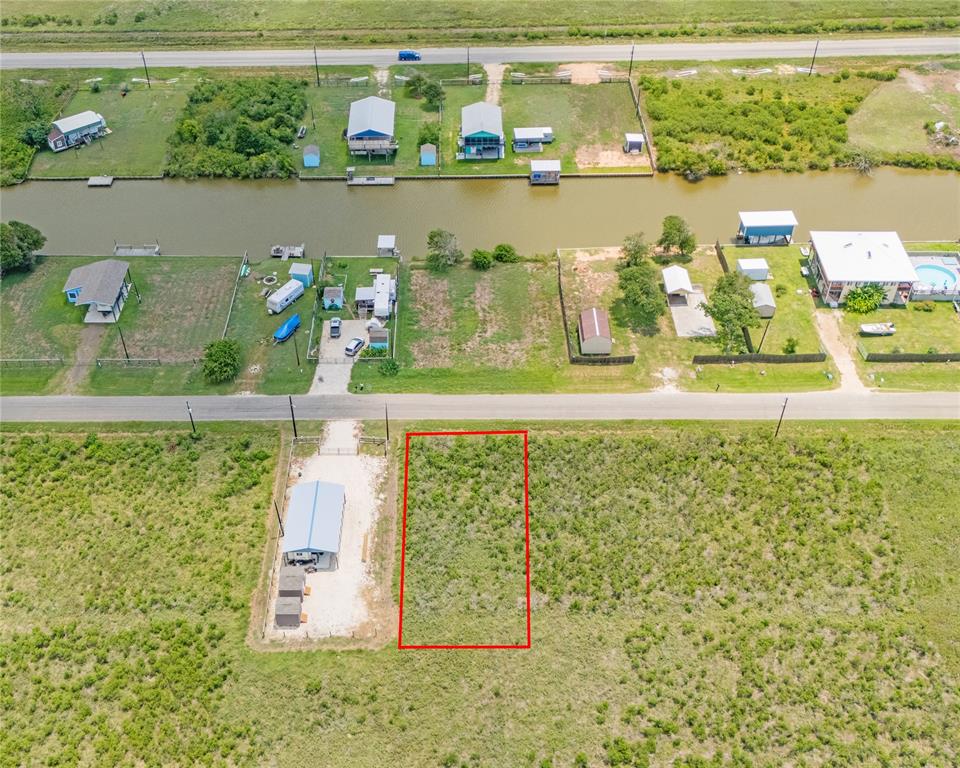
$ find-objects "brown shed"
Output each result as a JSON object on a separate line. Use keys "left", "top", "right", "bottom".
{"left": 577, "top": 307, "right": 612, "bottom": 355}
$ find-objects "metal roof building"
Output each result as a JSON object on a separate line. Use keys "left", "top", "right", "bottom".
{"left": 462, "top": 102, "right": 503, "bottom": 138}
{"left": 577, "top": 307, "right": 612, "bottom": 355}
{"left": 662, "top": 265, "right": 694, "bottom": 296}
{"left": 63, "top": 259, "right": 132, "bottom": 323}
{"left": 737, "top": 211, "right": 797, "bottom": 245}
{"left": 750, "top": 282, "right": 777, "bottom": 318}
{"left": 347, "top": 96, "right": 396, "bottom": 138}
{"left": 810, "top": 230, "right": 918, "bottom": 306}
{"left": 282, "top": 481, "right": 345, "bottom": 566}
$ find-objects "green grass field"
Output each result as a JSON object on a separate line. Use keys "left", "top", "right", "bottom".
{"left": 28, "top": 85, "right": 188, "bottom": 178}
{"left": 2, "top": 1, "right": 957, "bottom": 49}
{"left": 2, "top": 421, "right": 958, "bottom": 767}
{"left": 400, "top": 433, "right": 528, "bottom": 647}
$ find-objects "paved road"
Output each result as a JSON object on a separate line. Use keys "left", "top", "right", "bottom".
{"left": 2, "top": 37, "right": 958, "bottom": 69}
{"left": 1, "top": 391, "right": 956, "bottom": 423}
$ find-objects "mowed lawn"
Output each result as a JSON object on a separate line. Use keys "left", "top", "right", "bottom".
{"left": 848, "top": 70, "right": 960, "bottom": 156}
{"left": 400, "top": 433, "right": 528, "bottom": 647}
{"left": 29, "top": 85, "right": 188, "bottom": 177}
{"left": 2, "top": 422, "right": 958, "bottom": 768}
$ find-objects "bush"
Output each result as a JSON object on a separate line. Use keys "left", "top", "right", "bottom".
{"left": 912, "top": 300, "right": 935, "bottom": 312}
{"left": 90, "top": 80, "right": 101, "bottom": 93}
{"left": 426, "top": 229, "right": 463, "bottom": 270}
{"left": 783, "top": 337, "right": 799, "bottom": 354}
{"left": 379, "top": 358, "right": 400, "bottom": 376}
{"left": 701, "top": 272, "right": 761, "bottom": 353}
{"left": 844, "top": 284, "right": 886, "bottom": 314}
{"left": 201, "top": 339, "right": 243, "bottom": 383}
{"left": 360, "top": 346, "right": 388, "bottom": 358}
{"left": 620, "top": 233, "right": 650, "bottom": 267}
{"left": 417, "top": 122, "right": 440, "bottom": 147}
{"left": 774, "top": 283, "right": 788, "bottom": 297}
{"left": 471, "top": 248, "right": 494, "bottom": 270}
{"left": 0, "top": 220, "right": 45, "bottom": 275}
{"left": 617, "top": 262, "right": 665, "bottom": 332}
{"left": 492, "top": 243, "right": 520, "bottom": 263}
{"left": 20, "top": 122, "right": 49, "bottom": 148}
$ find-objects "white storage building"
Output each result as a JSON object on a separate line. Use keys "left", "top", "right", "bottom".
{"left": 750, "top": 282, "right": 777, "bottom": 318}
{"left": 736, "top": 258, "right": 770, "bottom": 281}
{"left": 282, "top": 481, "right": 345, "bottom": 570}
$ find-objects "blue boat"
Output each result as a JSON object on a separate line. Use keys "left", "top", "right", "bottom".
{"left": 273, "top": 313, "right": 301, "bottom": 343}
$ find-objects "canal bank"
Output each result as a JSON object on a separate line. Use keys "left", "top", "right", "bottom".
{"left": 1, "top": 168, "right": 957, "bottom": 256}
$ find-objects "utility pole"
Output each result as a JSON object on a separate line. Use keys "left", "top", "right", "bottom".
{"left": 775, "top": 397, "right": 789, "bottom": 438}
{"left": 292, "top": 331, "right": 301, "bottom": 369}
{"left": 809, "top": 39, "right": 820, "bottom": 75}
{"left": 384, "top": 403, "right": 390, "bottom": 442}
{"left": 466, "top": 46, "right": 470, "bottom": 80}
{"left": 186, "top": 401, "right": 196, "bottom": 433}
{"left": 288, "top": 395, "right": 298, "bottom": 438}
{"left": 313, "top": 45, "right": 321, "bottom": 87}
{"left": 628, "top": 43, "right": 636, "bottom": 78}
{"left": 273, "top": 498, "right": 285, "bottom": 537}
{"left": 140, "top": 51, "right": 151, "bottom": 89}
{"left": 756, "top": 319, "right": 772, "bottom": 353}
{"left": 116, "top": 323, "right": 130, "bottom": 360}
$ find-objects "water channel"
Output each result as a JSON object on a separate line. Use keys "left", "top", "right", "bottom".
{"left": 2, "top": 168, "right": 957, "bottom": 256}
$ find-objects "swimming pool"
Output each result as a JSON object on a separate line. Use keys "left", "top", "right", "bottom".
{"left": 915, "top": 263, "right": 959, "bottom": 289}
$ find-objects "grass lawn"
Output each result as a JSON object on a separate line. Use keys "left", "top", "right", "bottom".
{"left": 848, "top": 69, "right": 960, "bottom": 156}
{"left": 400, "top": 433, "right": 528, "bottom": 647}
{"left": 3, "top": 421, "right": 959, "bottom": 767}
{"left": 28, "top": 85, "right": 188, "bottom": 178}
{"left": 727, "top": 244, "right": 822, "bottom": 354}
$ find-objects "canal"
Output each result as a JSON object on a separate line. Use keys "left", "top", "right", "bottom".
{"left": 2, "top": 168, "right": 958, "bottom": 256}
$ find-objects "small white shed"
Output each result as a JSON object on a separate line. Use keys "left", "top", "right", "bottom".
{"left": 623, "top": 133, "right": 645, "bottom": 153}
{"left": 750, "top": 282, "right": 777, "bottom": 318}
{"left": 737, "top": 258, "right": 770, "bottom": 281}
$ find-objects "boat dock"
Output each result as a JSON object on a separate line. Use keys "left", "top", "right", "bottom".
{"left": 346, "top": 176, "right": 395, "bottom": 186}
{"left": 87, "top": 176, "right": 114, "bottom": 187}
{"left": 114, "top": 243, "right": 160, "bottom": 256}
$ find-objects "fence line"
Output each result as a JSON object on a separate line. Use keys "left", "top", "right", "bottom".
{"left": 628, "top": 79, "right": 657, "bottom": 170}
{"left": 221, "top": 250, "right": 248, "bottom": 339}
{"left": 856, "top": 344, "right": 959, "bottom": 363}
{"left": 96, "top": 357, "right": 162, "bottom": 367}
{"left": 572, "top": 354, "right": 636, "bottom": 365}
{"left": 0, "top": 357, "right": 64, "bottom": 367}
{"left": 555, "top": 254, "right": 577, "bottom": 362}
{"left": 693, "top": 353, "right": 827, "bottom": 364}
{"left": 305, "top": 289, "right": 322, "bottom": 361}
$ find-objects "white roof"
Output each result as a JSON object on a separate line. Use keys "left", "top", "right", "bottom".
{"left": 662, "top": 265, "right": 693, "bottom": 294}
{"left": 750, "top": 282, "right": 776, "bottom": 308}
{"left": 737, "top": 258, "right": 770, "bottom": 271}
{"left": 288, "top": 262, "right": 312, "bottom": 275}
{"left": 624, "top": 132, "right": 645, "bottom": 142}
{"left": 355, "top": 286, "right": 375, "bottom": 302}
{"left": 738, "top": 210, "right": 798, "bottom": 228}
{"left": 514, "top": 126, "right": 552, "bottom": 140}
{"left": 347, "top": 96, "right": 395, "bottom": 138}
{"left": 462, "top": 102, "right": 503, "bottom": 137}
{"left": 377, "top": 234, "right": 396, "bottom": 249}
{"left": 52, "top": 111, "right": 104, "bottom": 134}
{"left": 282, "top": 481, "right": 344, "bottom": 555}
{"left": 374, "top": 273, "right": 391, "bottom": 312}
{"left": 810, "top": 231, "right": 918, "bottom": 283}
{"left": 531, "top": 159, "right": 561, "bottom": 172}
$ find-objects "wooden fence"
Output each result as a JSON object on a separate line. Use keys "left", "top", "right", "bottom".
{"left": 221, "top": 251, "right": 249, "bottom": 339}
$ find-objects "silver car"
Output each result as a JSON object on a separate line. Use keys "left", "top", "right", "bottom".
{"left": 344, "top": 337, "right": 365, "bottom": 357}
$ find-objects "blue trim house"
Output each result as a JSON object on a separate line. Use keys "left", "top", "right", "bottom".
{"left": 47, "top": 111, "right": 107, "bottom": 152}
{"left": 458, "top": 102, "right": 504, "bottom": 160}
{"left": 736, "top": 211, "right": 798, "bottom": 245}
{"left": 63, "top": 259, "right": 131, "bottom": 323}
{"left": 347, "top": 96, "right": 398, "bottom": 156}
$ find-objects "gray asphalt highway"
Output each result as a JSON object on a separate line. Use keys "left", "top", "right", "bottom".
{"left": 2, "top": 37, "right": 958, "bottom": 69}
{"left": 1, "top": 391, "right": 957, "bottom": 423}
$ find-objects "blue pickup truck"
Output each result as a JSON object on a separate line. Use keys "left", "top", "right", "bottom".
{"left": 398, "top": 50, "right": 422, "bottom": 62}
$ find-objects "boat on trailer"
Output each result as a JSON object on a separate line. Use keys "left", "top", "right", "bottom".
{"left": 273, "top": 313, "right": 301, "bottom": 343}
{"left": 859, "top": 322, "right": 896, "bottom": 336}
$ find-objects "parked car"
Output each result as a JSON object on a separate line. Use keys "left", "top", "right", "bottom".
{"left": 344, "top": 337, "right": 365, "bottom": 357}
{"left": 297, "top": 125, "right": 307, "bottom": 139}
{"left": 329, "top": 317, "right": 342, "bottom": 338}
{"left": 398, "top": 49, "right": 421, "bottom": 61}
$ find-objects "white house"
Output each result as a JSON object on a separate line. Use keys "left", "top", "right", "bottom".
{"left": 810, "top": 230, "right": 918, "bottom": 306}
{"left": 346, "top": 96, "right": 397, "bottom": 155}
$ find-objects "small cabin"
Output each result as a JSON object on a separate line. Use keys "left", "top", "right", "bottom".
{"left": 420, "top": 143, "right": 437, "bottom": 166}
{"left": 369, "top": 326, "right": 389, "bottom": 350}
{"left": 623, "top": 133, "right": 645, "bottom": 153}
{"left": 512, "top": 126, "right": 554, "bottom": 152}
{"left": 737, "top": 258, "right": 770, "bottom": 281}
{"left": 530, "top": 159, "right": 561, "bottom": 185}
{"left": 302, "top": 144, "right": 320, "bottom": 168}
{"left": 63, "top": 259, "right": 132, "bottom": 323}
{"left": 288, "top": 262, "right": 313, "bottom": 288}
{"left": 47, "top": 111, "right": 107, "bottom": 152}
{"left": 459, "top": 102, "right": 505, "bottom": 160}
{"left": 322, "top": 286, "right": 344, "bottom": 310}
{"left": 736, "top": 211, "right": 797, "bottom": 245}
{"left": 347, "top": 96, "right": 398, "bottom": 156}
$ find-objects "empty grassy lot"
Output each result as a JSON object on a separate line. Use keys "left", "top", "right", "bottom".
{"left": 400, "top": 433, "right": 528, "bottom": 647}
{"left": 2, "top": 0, "right": 957, "bottom": 49}
{"left": 2, "top": 421, "right": 958, "bottom": 767}
{"left": 848, "top": 68, "right": 960, "bottom": 156}
{"left": 28, "top": 85, "right": 188, "bottom": 178}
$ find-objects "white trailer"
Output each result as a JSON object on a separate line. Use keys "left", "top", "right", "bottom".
{"left": 373, "top": 273, "right": 393, "bottom": 319}
{"left": 266, "top": 279, "right": 304, "bottom": 314}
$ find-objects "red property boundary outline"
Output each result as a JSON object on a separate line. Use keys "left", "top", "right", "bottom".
{"left": 397, "top": 430, "right": 531, "bottom": 650}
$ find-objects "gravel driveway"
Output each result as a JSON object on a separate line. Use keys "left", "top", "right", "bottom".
{"left": 309, "top": 318, "right": 367, "bottom": 394}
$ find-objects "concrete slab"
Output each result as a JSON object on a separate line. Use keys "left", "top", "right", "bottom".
{"left": 668, "top": 288, "right": 716, "bottom": 338}
{"left": 309, "top": 318, "right": 366, "bottom": 394}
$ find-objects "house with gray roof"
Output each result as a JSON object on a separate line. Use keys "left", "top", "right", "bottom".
{"left": 459, "top": 102, "right": 504, "bottom": 160}
{"left": 47, "top": 110, "right": 107, "bottom": 152}
{"left": 63, "top": 259, "right": 135, "bottom": 323}
{"left": 282, "top": 481, "right": 345, "bottom": 570}
{"left": 347, "top": 96, "right": 398, "bottom": 156}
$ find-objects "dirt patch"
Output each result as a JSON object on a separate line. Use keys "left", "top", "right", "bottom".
{"left": 409, "top": 270, "right": 454, "bottom": 368}
{"left": 484, "top": 63, "right": 505, "bottom": 104}
{"left": 62, "top": 324, "right": 103, "bottom": 393}
{"left": 460, "top": 273, "right": 519, "bottom": 368}
{"left": 558, "top": 62, "right": 604, "bottom": 85}
{"left": 375, "top": 66, "right": 389, "bottom": 93}
{"left": 575, "top": 144, "right": 650, "bottom": 168}
{"left": 775, "top": 64, "right": 796, "bottom": 76}
{"left": 814, "top": 311, "right": 867, "bottom": 392}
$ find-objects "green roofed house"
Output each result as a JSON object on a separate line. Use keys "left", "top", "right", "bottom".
{"left": 458, "top": 102, "right": 505, "bottom": 160}
{"left": 347, "top": 96, "right": 398, "bottom": 157}
{"left": 62, "top": 258, "right": 135, "bottom": 323}
{"left": 47, "top": 110, "right": 107, "bottom": 152}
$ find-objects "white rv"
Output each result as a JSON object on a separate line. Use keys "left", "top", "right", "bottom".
{"left": 266, "top": 279, "right": 305, "bottom": 314}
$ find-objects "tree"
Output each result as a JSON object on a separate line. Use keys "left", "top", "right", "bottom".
{"left": 492, "top": 243, "right": 520, "bottom": 263}
{"left": 844, "top": 283, "right": 886, "bottom": 314}
{"left": 471, "top": 249, "right": 494, "bottom": 270}
{"left": 616, "top": 262, "right": 664, "bottom": 332}
{"left": 378, "top": 358, "right": 400, "bottom": 376}
{"left": 201, "top": 339, "right": 243, "bottom": 383}
{"left": 657, "top": 215, "right": 696, "bottom": 261}
{"left": 418, "top": 122, "right": 440, "bottom": 147}
{"left": 701, "top": 272, "right": 761, "bottom": 353}
{"left": 426, "top": 229, "right": 463, "bottom": 270}
{"left": 620, "top": 232, "right": 650, "bottom": 267}
{"left": 0, "top": 220, "right": 46, "bottom": 276}
{"left": 233, "top": 119, "right": 271, "bottom": 157}
{"left": 423, "top": 81, "right": 446, "bottom": 108}
{"left": 405, "top": 74, "right": 428, "bottom": 99}
{"left": 21, "top": 122, "right": 49, "bottom": 148}
{"left": 783, "top": 337, "right": 799, "bottom": 354}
